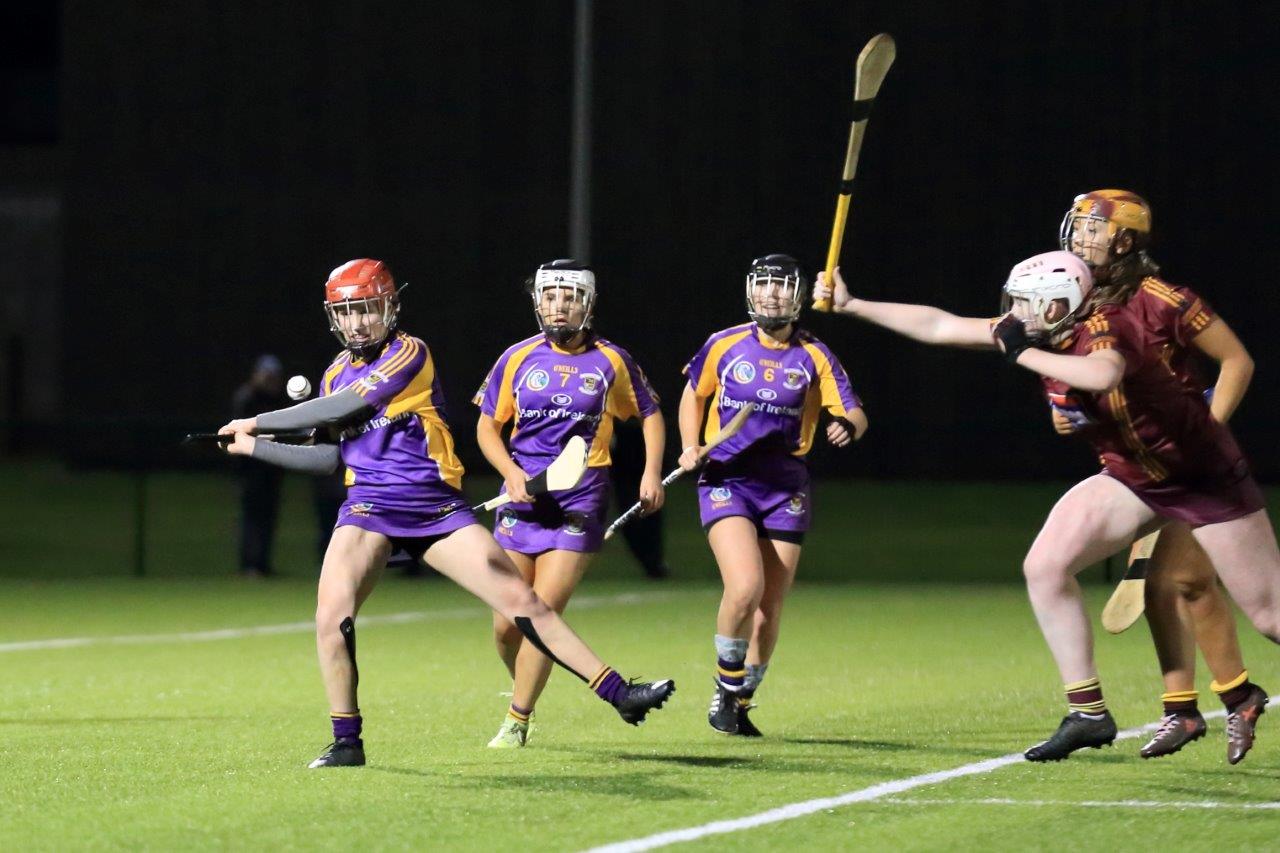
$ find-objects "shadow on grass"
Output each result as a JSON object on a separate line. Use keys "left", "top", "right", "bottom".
{"left": 605, "top": 752, "right": 756, "bottom": 768}
{"left": 372, "top": 766, "right": 697, "bottom": 801}
{"left": 782, "top": 737, "right": 915, "bottom": 751}
{"left": 368, "top": 766, "right": 435, "bottom": 779}
{"left": 781, "top": 736, "right": 1002, "bottom": 759}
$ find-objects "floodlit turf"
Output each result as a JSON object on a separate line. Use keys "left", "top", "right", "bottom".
{"left": 4, "top": 578, "right": 1279, "bottom": 850}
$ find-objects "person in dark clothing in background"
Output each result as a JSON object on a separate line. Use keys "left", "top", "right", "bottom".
{"left": 232, "top": 354, "right": 288, "bottom": 577}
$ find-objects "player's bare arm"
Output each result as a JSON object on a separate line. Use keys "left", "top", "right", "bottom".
{"left": 1192, "top": 319, "right": 1254, "bottom": 422}
{"left": 814, "top": 267, "right": 994, "bottom": 347}
{"left": 475, "top": 413, "right": 532, "bottom": 504}
{"left": 639, "top": 410, "right": 666, "bottom": 514}
{"left": 829, "top": 407, "right": 868, "bottom": 446}
{"left": 677, "top": 383, "right": 708, "bottom": 471}
{"left": 1012, "top": 347, "right": 1125, "bottom": 393}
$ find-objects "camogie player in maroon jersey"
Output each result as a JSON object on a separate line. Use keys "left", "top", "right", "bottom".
{"left": 815, "top": 230, "right": 1280, "bottom": 761}
{"left": 1049, "top": 191, "right": 1266, "bottom": 763}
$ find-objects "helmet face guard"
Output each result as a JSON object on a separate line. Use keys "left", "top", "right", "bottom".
{"left": 1058, "top": 190, "right": 1152, "bottom": 268}
{"left": 325, "top": 294, "right": 400, "bottom": 361}
{"left": 531, "top": 263, "right": 596, "bottom": 346}
{"left": 1058, "top": 209, "right": 1114, "bottom": 261}
{"left": 323, "top": 259, "right": 401, "bottom": 361}
{"left": 745, "top": 254, "right": 806, "bottom": 331}
{"left": 1001, "top": 251, "right": 1094, "bottom": 345}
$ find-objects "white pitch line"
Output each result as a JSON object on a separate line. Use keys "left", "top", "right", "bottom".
{"left": 587, "top": 699, "right": 1277, "bottom": 853}
{"left": 882, "top": 797, "right": 1280, "bottom": 811}
{"left": 0, "top": 590, "right": 681, "bottom": 654}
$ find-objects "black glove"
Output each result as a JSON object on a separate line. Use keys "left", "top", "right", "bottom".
{"left": 992, "top": 314, "right": 1030, "bottom": 363}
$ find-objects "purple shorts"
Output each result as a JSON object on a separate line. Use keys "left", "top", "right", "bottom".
{"left": 493, "top": 467, "right": 610, "bottom": 555}
{"left": 337, "top": 487, "right": 476, "bottom": 560}
{"left": 697, "top": 455, "right": 810, "bottom": 542}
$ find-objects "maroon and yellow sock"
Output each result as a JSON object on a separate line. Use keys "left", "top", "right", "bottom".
{"left": 1212, "top": 670, "right": 1256, "bottom": 712}
{"left": 331, "top": 709, "right": 362, "bottom": 741}
{"left": 1065, "top": 677, "right": 1106, "bottom": 715}
{"left": 1161, "top": 689, "right": 1198, "bottom": 715}
{"left": 506, "top": 703, "right": 532, "bottom": 725}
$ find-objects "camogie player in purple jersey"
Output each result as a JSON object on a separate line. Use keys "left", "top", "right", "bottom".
{"left": 219, "top": 259, "right": 674, "bottom": 769}
{"left": 678, "top": 254, "right": 867, "bottom": 736}
{"left": 474, "top": 259, "right": 666, "bottom": 748}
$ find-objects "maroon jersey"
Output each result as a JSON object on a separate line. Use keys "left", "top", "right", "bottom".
{"left": 1041, "top": 294, "right": 1247, "bottom": 493}
{"left": 1125, "top": 277, "right": 1216, "bottom": 391}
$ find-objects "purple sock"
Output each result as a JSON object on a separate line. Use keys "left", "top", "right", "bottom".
{"left": 593, "top": 669, "right": 628, "bottom": 705}
{"left": 717, "top": 657, "right": 746, "bottom": 690}
{"left": 331, "top": 712, "right": 362, "bottom": 741}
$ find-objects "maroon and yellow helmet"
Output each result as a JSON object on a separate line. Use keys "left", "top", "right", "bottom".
{"left": 1058, "top": 189, "right": 1152, "bottom": 262}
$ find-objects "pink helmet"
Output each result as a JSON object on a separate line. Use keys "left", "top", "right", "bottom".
{"left": 1001, "top": 251, "right": 1094, "bottom": 343}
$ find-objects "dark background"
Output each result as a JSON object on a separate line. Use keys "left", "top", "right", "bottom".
{"left": 9, "top": 1, "right": 1279, "bottom": 480}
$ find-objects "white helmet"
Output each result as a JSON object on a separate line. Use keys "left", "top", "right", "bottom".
{"left": 1001, "top": 251, "right": 1094, "bottom": 344}
{"left": 530, "top": 259, "right": 596, "bottom": 345}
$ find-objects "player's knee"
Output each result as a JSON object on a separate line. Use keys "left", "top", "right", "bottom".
{"left": 723, "top": 584, "right": 763, "bottom": 618}
{"left": 315, "top": 599, "right": 353, "bottom": 637}
{"left": 1245, "top": 610, "right": 1280, "bottom": 644}
{"left": 494, "top": 575, "right": 546, "bottom": 619}
{"left": 1022, "top": 552, "right": 1064, "bottom": 587}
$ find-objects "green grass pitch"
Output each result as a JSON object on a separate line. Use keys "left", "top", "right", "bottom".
{"left": 3, "top": 461, "right": 1279, "bottom": 849}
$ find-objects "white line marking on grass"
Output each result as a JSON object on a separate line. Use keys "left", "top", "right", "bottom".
{"left": 587, "top": 699, "right": 1278, "bottom": 853}
{"left": 0, "top": 590, "right": 681, "bottom": 653}
{"left": 882, "top": 797, "right": 1280, "bottom": 811}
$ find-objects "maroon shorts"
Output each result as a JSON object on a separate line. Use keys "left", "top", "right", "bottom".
{"left": 1107, "top": 465, "right": 1266, "bottom": 527}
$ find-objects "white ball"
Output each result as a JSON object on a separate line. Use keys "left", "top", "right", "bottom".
{"left": 287, "top": 375, "right": 312, "bottom": 401}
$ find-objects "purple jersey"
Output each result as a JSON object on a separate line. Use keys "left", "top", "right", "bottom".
{"left": 320, "top": 331, "right": 466, "bottom": 510}
{"left": 473, "top": 333, "right": 659, "bottom": 472}
{"left": 683, "top": 323, "right": 861, "bottom": 463}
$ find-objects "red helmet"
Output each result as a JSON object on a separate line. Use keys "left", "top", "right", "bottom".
{"left": 325, "top": 259, "right": 396, "bottom": 302}
{"left": 323, "top": 259, "right": 401, "bottom": 360}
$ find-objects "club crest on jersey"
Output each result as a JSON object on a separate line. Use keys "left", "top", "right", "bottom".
{"left": 564, "top": 511, "right": 587, "bottom": 536}
{"left": 579, "top": 374, "right": 601, "bottom": 395}
{"left": 526, "top": 369, "right": 550, "bottom": 391}
{"left": 346, "top": 501, "right": 375, "bottom": 517}
{"left": 757, "top": 388, "right": 777, "bottom": 401}
{"left": 786, "top": 493, "right": 806, "bottom": 516}
{"left": 731, "top": 362, "right": 756, "bottom": 384}
{"left": 784, "top": 369, "right": 804, "bottom": 390}
{"left": 552, "top": 393, "right": 573, "bottom": 406}
{"left": 709, "top": 486, "right": 732, "bottom": 503}
{"left": 498, "top": 510, "right": 518, "bottom": 530}
{"left": 357, "top": 370, "right": 388, "bottom": 393}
